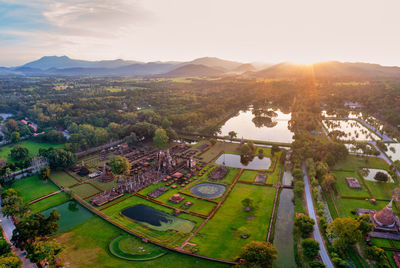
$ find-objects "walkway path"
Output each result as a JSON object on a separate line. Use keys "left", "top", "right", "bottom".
{"left": 302, "top": 163, "right": 334, "bottom": 268}
{"left": 0, "top": 202, "right": 37, "bottom": 268}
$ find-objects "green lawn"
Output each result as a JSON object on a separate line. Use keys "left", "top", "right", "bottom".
{"left": 363, "top": 180, "right": 395, "bottom": 200}
{"left": 333, "top": 198, "right": 392, "bottom": 218}
{"left": 51, "top": 171, "right": 80, "bottom": 188}
{"left": 55, "top": 216, "right": 229, "bottom": 268}
{"left": 0, "top": 140, "right": 64, "bottom": 162}
{"left": 190, "top": 183, "right": 276, "bottom": 260}
{"left": 333, "top": 155, "right": 389, "bottom": 172}
{"left": 332, "top": 171, "right": 370, "bottom": 198}
{"left": 71, "top": 183, "right": 101, "bottom": 199}
{"left": 238, "top": 170, "right": 259, "bottom": 183}
{"left": 29, "top": 192, "right": 70, "bottom": 214}
{"left": 8, "top": 174, "right": 59, "bottom": 202}
{"left": 218, "top": 168, "right": 239, "bottom": 184}
{"left": 371, "top": 237, "right": 392, "bottom": 248}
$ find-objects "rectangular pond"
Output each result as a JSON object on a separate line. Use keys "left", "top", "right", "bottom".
{"left": 323, "top": 119, "right": 380, "bottom": 141}
{"left": 121, "top": 204, "right": 195, "bottom": 233}
{"left": 215, "top": 153, "right": 271, "bottom": 170}
{"left": 42, "top": 201, "right": 93, "bottom": 233}
{"left": 219, "top": 108, "right": 293, "bottom": 143}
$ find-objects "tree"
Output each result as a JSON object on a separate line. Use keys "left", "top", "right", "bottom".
{"left": 309, "top": 261, "right": 326, "bottom": 268}
{"left": 271, "top": 145, "right": 280, "bottom": 156}
{"left": 240, "top": 144, "right": 251, "bottom": 156}
{"left": 316, "top": 161, "right": 329, "bottom": 180}
{"left": 321, "top": 173, "right": 336, "bottom": 191}
{"left": 301, "top": 238, "right": 320, "bottom": 259}
{"left": 12, "top": 210, "right": 60, "bottom": 249}
{"left": 39, "top": 166, "right": 50, "bottom": 181}
{"left": 27, "top": 241, "right": 63, "bottom": 264}
{"left": 357, "top": 214, "right": 373, "bottom": 235}
{"left": 10, "top": 145, "right": 29, "bottom": 161}
{"left": 238, "top": 241, "right": 277, "bottom": 267}
{"left": 210, "top": 138, "right": 217, "bottom": 146}
{"left": 293, "top": 180, "right": 305, "bottom": 198}
{"left": 292, "top": 168, "right": 304, "bottom": 180}
{"left": 365, "top": 246, "right": 385, "bottom": 262}
{"left": 153, "top": 128, "right": 169, "bottom": 149}
{"left": 161, "top": 118, "right": 171, "bottom": 129}
{"left": 1, "top": 188, "right": 28, "bottom": 218}
{"left": 10, "top": 131, "right": 20, "bottom": 143}
{"left": 327, "top": 217, "right": 362, "bottom": 250}
{"left": 39, "top": 148, "right": 75, "bottom": 169}
{"left": 0, "top": 239, "right": 11, "bottom": 255}
{"left": 228, "top": 131, "right": 237, "bottom": 142}
{"left": 0, "top": 256, "right": 21, "bottom": 268}
{"left": 294, "top": 214, "right": 315, "bottom": 238}
{"left": 109, "top": 155, "right": 131, "bottom": 175}
{"left": 125, "top": 132, "right": 138, "bottom": 146}
{"left": 374, "top": 171, "right": 389, "bottom": 182}
{"left": 241, "top": 198, "right": 254, "bottom": 211}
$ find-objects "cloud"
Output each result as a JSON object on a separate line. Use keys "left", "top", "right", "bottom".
{"left": 43, "top": 0, "right": 152, "bottom": 37}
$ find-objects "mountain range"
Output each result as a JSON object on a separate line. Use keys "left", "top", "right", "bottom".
{"left": 1, "top": 56, "right": 400, "bottom": 79}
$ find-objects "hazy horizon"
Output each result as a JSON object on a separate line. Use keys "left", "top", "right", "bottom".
{"left": 1, "top": 0, "right": 400, "bottom": 67}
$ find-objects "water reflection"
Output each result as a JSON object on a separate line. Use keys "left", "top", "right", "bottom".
{"left": 219, "top": 108, "right": 293, "bottom": 143}
{"left": 215, "top": 153, "right": 271, "bottom": 170}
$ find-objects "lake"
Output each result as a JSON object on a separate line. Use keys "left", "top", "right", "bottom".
{"left": 215, "top": 153, "right": 271, "bottom": 170}
{"left": 219, "top": 108, "right": 293, "bottom": 143}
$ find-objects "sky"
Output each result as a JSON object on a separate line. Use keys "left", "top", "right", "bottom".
{"left": 0, "top": 0, "right": 400, "bottom": 67}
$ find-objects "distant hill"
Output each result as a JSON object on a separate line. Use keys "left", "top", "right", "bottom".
{"left": 249, "top": 61, "right": 400, "bottom": 79}
{"left": 184, "top": 57, "right": 243, "bottom": 71}
{"left": 231, "top": 63, "right": 256, "bottom": 73}
{"left": 21, "top": 56, "right": 140, "bottom": 70}
{"left": 2, "top": 56, "right": 400, "bottom": 79}
{"left": 162, "top": 64, "right": 225, "bottom": 77}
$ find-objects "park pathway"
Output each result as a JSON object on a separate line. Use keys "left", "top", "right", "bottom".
{"left": 302, "top": 163, "right": 334, "bottom": 268}
{"left": 0, "top": 201, "right": 37, "bottom": 268}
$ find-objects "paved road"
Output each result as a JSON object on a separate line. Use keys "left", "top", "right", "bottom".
{"left": 302, "top": 164, "right": 334, "bottom": 268}
{"left": 0, "top": 202, "right": 37, "bottom": 268}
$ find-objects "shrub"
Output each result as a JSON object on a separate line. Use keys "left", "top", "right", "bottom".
{"left": 374, "top": 172, "right": 389, "bottom": 182}
{"left": 301, "top": 238, "right": 320, "bottom": 259}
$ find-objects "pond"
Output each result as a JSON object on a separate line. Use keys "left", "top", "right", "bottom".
{"left": 282, "top": 171, "right": 294, "bottom": 186}
{"left": 121, "top": 204, "right": 195, "bottom": 233}
{"left": 219, "top": 108, "right": 293, "bottom": 143}
{"left": 215, "top": 153, "right": 271, "bottom": 170}
{"left": 323, "top": 119, "right": 380, "bottom": 141}
{"left": 386, "top": 143, "right": 400, "bottom": 162}
{"left": 361, "top": 168, "right": 394, "bottom": 183}
{"left": 273, "top": 189, "right": 295, "bottom": 267}
{"left": 190, "top": 183, "right": 226, "bottom": 199}
{"left": 42, "top": 201, "right": 93, "bottom": 233}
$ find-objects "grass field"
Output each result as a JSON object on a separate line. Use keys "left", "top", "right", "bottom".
{"left": 29, "top": 192, "right": 70, "bottom": 214}
{"left": 333, "top": 155, "right": 389, "bottom": 172}
{"left": 332, "top": 171, "right": 370, "bottom": 198}
{"left": 0, "top": 140, "right": 64, "bottom": 162}
{"left": 55, "top": 216, "right": 229, "bottom": 268}
{"left": 239, "top": 170, "right": 259, "bottom": 182}
{"left": 8, "top": 174, "right": 59, "bottom": 202}
{"left": 71, "top": 183, "right": 101, "bottom": 199}
{"left": 51, "top": 171, "right": 80, "bottom": 187}
{"left": 190, "top": 183, "right": 276, "bottom": 260}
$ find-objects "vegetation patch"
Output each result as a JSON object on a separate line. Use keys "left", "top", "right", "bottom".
{"left": 109, "top": 235, "right": 166, "bottom": 261}
{"left": 7, "top": 174, "right": 59, "bottom": 202}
